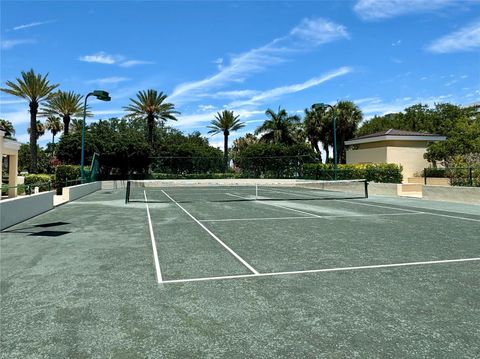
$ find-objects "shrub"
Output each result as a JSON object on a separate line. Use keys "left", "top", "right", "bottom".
{"left": 303, "top": 163, "right": 403, "bottom": 183}
{"left": 24, "top": 174, "right": 54, "bottom": 192}
{"left": 54, "top": 165, "right": 81, "bottom": 194}
{"left": 149, "top": 172, "right": 241, "bottom": 180}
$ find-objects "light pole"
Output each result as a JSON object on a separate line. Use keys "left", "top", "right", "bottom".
{"left": 81, "top": 90, "right": 111, "bottom": 183}
{"left": 312, "top": 103, "right": 337, "bottom": 180}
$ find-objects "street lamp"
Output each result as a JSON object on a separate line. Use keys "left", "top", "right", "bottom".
{"left": 312, "top": 103, "right": 337, "bottom": 180}
{"left": 81, "top": 90, "right": 111, "bottom": 182}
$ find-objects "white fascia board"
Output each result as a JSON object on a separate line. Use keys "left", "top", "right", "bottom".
{"left": 345, "top": 135, "right": 447, "bottom": 146}
{"left": 3, "top": 138, "right": 22, "bottom": 151}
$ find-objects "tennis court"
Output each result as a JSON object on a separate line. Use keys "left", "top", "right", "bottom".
{"left": 1, "top": 181, "right": 479, "bottom": 357}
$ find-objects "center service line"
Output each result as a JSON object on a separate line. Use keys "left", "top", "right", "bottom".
{"left": 144, "top": 190, "right": 163, "bottom": 283}
{"left": 161, "top": 190, "right": 259, "bottom": 275}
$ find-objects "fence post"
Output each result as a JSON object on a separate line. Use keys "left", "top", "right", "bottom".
{"left": 469, "top": 167, "right": 473, "bottom": 187}
{"left": 423, "top": 168, "right": 427, "bottom": 185}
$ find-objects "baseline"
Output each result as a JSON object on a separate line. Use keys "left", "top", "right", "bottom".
{"left": 161, "top": 190, "right": 259, "bottom": 275}
{"left": 162, "top": 257, "right": 480, "bottom": 284}
{"left": 144, "top": 191, "right": 163, "bottom": 283}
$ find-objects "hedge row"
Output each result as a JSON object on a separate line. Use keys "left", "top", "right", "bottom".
{"left": 303, "top": 163, "right": 403, "bottom": 183}
{"left": 149, "top": 172, "right": 241, "bottom": 180}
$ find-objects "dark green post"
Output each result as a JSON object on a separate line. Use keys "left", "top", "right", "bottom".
{"left": 469, "top": 167, "right": 473, "bottom": 187}
{"left": 424, "top": 168, "right": 427, "bottom": 185}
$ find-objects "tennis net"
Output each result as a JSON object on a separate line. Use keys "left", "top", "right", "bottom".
{"left": 125, "top": 179, "right": 368, "bottom": 203}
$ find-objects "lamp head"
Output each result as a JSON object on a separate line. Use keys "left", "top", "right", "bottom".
{"left": 92, "top": 90, "right": 111, "bottom": 102}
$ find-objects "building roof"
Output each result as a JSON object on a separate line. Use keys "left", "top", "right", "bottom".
{"left": 345, "top": 128, "right": 446, "bottom": 146}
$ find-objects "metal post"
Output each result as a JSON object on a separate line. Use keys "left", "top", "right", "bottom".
{"left": 332, "top": 110, "right": 337, "bottom": 180}
{"left": 424, "top": 168, "right": 427, "bottom": 185}
{"left": 80, "top": 93, "right": 91, "bottom": 183}
{"left": 364, "top": 180, "right": 369, "bottom": 199}
{"left": 125, "top": 181, "right": 131, "bottom": 204}
{"left": 469, "top": 167, "right": 473, "bottom": 187}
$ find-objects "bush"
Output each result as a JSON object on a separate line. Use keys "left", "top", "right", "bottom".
{"left": 149, "top": 172, "right": 241, "bottom": 180}
{"left": 24, "top": 174, "right": 54, "bottom": 192}
{"left": 54, "top": 165, "right": 81, "bottom": 194}
{"left": 303, "top": 163, "right": 403, "bottom": 183}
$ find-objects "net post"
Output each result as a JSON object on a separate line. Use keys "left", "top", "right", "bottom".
{"left": 469, "top": 167, "right": 473, "bottom": 187}
{"left": 364, "top": 180, "right": 369, "bottom": 199}
{"left": 255, "top": 183, "right": 258, "bottom": 200}
{"left": 424, "top": 168, "right": 427, "bottom": 185}
{"left": 125, "top": 181, "right": 131, "bottom": 204}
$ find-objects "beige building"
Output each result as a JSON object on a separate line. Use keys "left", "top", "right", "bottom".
{"left": 1, "top": 128, "right": 22, "bottom": 198}
{"left": 345, "top": 129, "right": 446, "bottom": 182}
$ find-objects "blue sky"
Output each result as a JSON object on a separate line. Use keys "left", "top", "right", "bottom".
{"left": 1, "top": 0, "right": 479, "bottom": 149}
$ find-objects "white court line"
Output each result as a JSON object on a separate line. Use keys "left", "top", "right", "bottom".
{"left": 144, "top": 191, "right": 163, "bottom": 283}
{"left": 199, "top": 212, "right": 424, "bottom": 223}
{"left": 340, "top": 200, "right": 480, "bottom": 222}
{"left": 162, "top": 257, "right": 480, "bottom": 284}
{"left": 226, "top": 193, "right": 323, "bottom": 218}
{"left": 161, "top": 190, "right": 259, "bottom": 275}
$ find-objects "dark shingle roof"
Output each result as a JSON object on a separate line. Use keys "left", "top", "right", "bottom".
{"left": 353, "top": 129, "right": 442, "bottom": 140}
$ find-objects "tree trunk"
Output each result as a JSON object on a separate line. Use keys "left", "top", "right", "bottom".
{"left": 147, "top": 115, "right": 155, "bottom": 145}
{"left": 63, "top": 114, "right": 70, "bottom": 135}
{"left": 52, "top": 133, "right": 55, "bottom": 144}
{"left": 224, "top": 131, "right": 229, "bottom": 172}
{"left": 29, "top": 102, "right": 38, "bottom": 173}
{"left": 314, "top": 142, "right": 322, "bottom": 163}
{"left": 323, "top": 143, "right": 330, "bottom": 163}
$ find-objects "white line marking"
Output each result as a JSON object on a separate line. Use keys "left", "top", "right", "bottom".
{"left": 162, "top": 257, "right": 480, "bottom": 284}
{"left": 340, "top": 200, "right": 480, "bottom": 222}
{"left": 144, "top": 191, "right": 163, "bottom": 283}
{"left": 226, "top": 193, "right": 322, "bottom": 218}
{"left": 199, "top": 212, "right": 425, "bottom": 222}
{"left": 161, "top": 190, "right": 259, "bottom": 275}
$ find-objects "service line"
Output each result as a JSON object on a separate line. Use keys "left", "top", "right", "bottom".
{"left": 144, "top": 190, "right": 163, "bottom": 283}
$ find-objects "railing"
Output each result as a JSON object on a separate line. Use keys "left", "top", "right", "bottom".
{"left": 423, "top": 167, "right": 480, "bottom": 187}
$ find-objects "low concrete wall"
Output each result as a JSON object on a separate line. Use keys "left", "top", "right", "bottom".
{"left": 101, "top": 180, "right": 129, "bottom": 190}
{"left": 368, "top": 183, "right": 399, "bottom": 197}
{"left": 63, "top": 182, "right": 101, "bottom": 201}
{"left": 0, "top": 191, "right": 55, "bottom": 230}
{"left": 408, "top": 177, "right": 450, "bottom": 186}
{"left": 423, "top": 185, "right": 480, "bottom": 204}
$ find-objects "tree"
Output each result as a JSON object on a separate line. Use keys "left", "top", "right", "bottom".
{"left": 41, "top": 90, "right": 86, "bottom": 135}
{"left": 27, "top": 120, "right": 46, "bottom": 141}
{"left": 208, "top": 110, "right": 245, "bottom": 170}
{"left": 303, "top": 106, "right": 334, "bottom": 163}
{"left": 45, "top": 116, "right": 63, "bottom": 144}
{"left": 123, "top": 89, "right": 179, "bottom": 145}
{"left": 334, "top": 101, "right": 363, "bottom": 163}
{"left": 69, "top": 118, "right": 84, "bottom": 134}
{"left": 0, "top": 119, "right": 15, "bottom": 138}
{"left": 1, "top": 69, "right": 59, "bottom": 173}
{"left": 255, "top": 108, "right": 301, "bottom": 145}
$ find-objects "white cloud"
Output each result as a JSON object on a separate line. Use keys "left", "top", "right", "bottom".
{"left": 391, "top": 39, "right": 402, "bottom": 46}
{"left": 86, "top": 76, "right": 130, "bottom": 85}
{"left": 228, "top": 67, "right": 352, "bottom": 108}
{"left": 214, "top": 57, "right": 224, "bottom": 70}
{"left": 170, "top": 17, "right": 349, "bottom": 103}
{"left": 174, "top": 109, "right": 264, "bottom": 129}
{"left": 198, "top": 104, "right": 216, "bottom": 112}
{"left": 427, "top": 20, "right": 480, "bottom": 53}
{"left": 13, "top": 20, "right": 56, "bottom": 31}
{"left": 0, "top": 109, "right": 30, "bottom": 125}
{"left": 354, "top": 0, "right": 459, "bottom": 20}
{"left": 119, "top": 60, "right": 154, "bottom": 67}
{"left": 79, "top": 52, "right": 119, "bottom": 64}
{"left": 1, "top": 39, "right": 36, "bottom": 49}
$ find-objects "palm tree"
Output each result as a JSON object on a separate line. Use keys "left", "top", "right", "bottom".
{"left": 1, "top": 69, "right": 59, "bottom": 173}
{"left": 45, "top": 116, "right": 63, "bottom": 144}
{"left": 27, "top": 120, "right": 46, "bottom": 141}
{"left": 334, "top": 101, "right": 363, "bottom": 163}
{"left": 304, "top": 106, "right": 334, "bottom": 163}
{"left": 41, "top": 90, "right": 86, "bottom": 135}
{"left": 208, "top": 110, "right": 245, "bottom": 170}
{"left": 69, "top": 119, "right": 84, "bottom": 134}
{"left": 255, "top": 108, "right": 300, "bottom": 145}
{"left": 123, "top": 89, "right": 179, "bottom": 145}
{"left": 0, "top": 119, "right": 15, "bottom": 138}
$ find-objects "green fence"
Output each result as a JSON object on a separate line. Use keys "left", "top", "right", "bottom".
{"left": 423, "top": 167, "right": 480, "bottom": 187}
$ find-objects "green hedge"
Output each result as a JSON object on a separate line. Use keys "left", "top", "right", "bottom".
{"left": 303, "top": 163, "right": 403, "bottom": 183}
{"left": 24, "top": 174, "right": 54, "bottom": 192}
{"left": 150, "top": 172, "right": 241, "bottom": 180}
{"left": 54, "top": 165, "right": 82, "bottom": 194}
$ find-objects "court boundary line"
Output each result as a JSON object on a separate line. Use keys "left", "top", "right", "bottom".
{"left": 161, "top": 190, "right": 259, "bottom": 275}
{"left": 161, "top": 257, "right": 480, "bottom": 284}
{"left": 144, "top": 190, "right": 163, "bottom": 283}
{"left": 199, "top": 212, "right": 425, "bottom": 222}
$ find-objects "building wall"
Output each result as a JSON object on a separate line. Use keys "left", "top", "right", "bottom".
{"left": 346, "top": 147, "right": 388, "bottom": 165}
{"left": 386, "top": 146, "right": 430, "bottom": 180}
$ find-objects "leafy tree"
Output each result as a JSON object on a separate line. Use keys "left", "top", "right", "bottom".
{"left": 45, "top": 116, "right": 63, "bottom": 144}
{"left": 231, "top": 133, "right": 258, "bottom": 156}
{"left": 255, "top": 108, "right": 301, "bottom": 145}
{"left": 334, "top": 101, "right": 363, "bottom": 163}
{"left": 41, "top": 90, "right": 87, "bottom": 135}
{"left": 208, "top": 110, "right": 245, "bottom": 170}
{"left": 18, "top": 143, "right": 53, "bottom": 173}
{"left": 1, "top": 69, "right": 59, "bottom": 173}
{"left": 0, "top": 119, "right": 15, "bottom": 138}
{"left": 303, "top": 106, "right": 333, "bottom": 163}
{"left": 123, "top": 89, "right": 179, "bottom": 145}
{"left": 27, "top": 120, "right": 46, "bottom": 141}
{"left": 69, "top": 118, "right": 84, "bottom": 134}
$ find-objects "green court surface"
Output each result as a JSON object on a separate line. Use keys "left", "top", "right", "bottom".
{"left": 1, "top": 187, "right": 479, "bottom": 357}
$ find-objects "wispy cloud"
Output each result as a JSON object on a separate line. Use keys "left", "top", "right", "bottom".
{"left": 1, "top": 39, "right": 36, "bottom": 49}
{"left": 228, "top": 67, "right": 352, "bottom": 108}
{"left": 86, "top": 76, "right": 130, "bottom": 85}
{"left": 79, "top": 52, "right": 154, "bottom": 67}
{"left": 13, "top": 20, "right": 56, "bottom": 31}
{"left": 170, "top": 17, "right": 349, "bottom": 103}
{"left": 354, "top": 0, "right": 459, "bottom": 20}
{"left": 427, "top": 20, "right": 480, "bottom": 53}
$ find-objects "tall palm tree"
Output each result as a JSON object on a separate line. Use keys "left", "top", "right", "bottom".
{"left": 0, "top": 119, "right": 15, "bottom": 138}
{"left": 1, "top": 69, "right": 59, "bottom": 173}
{"left": 334, "top": 101, "right": 363, "bottom": 163}
{"left": 45, "top": 116, "right": 63, "bottom": 144}
{"left": 255, "top": 108, "right": 300, "bottom": 145}
{"left": 41, "top": 90, "right": 86, "bottom": 135}
{"left": 304, "top": 106, "right": 334, "bottom": 163}
{"left": 69, "top": 119, "right": 84, "bottom": 134}
{"left": 123, "top": 89, "right": 179, "bottom": 145}
{"left": 208, "top": 110, "right": 245, "bottom": 170}
{"left": 27, "top": 120, "right": 46, "bottom": 141}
